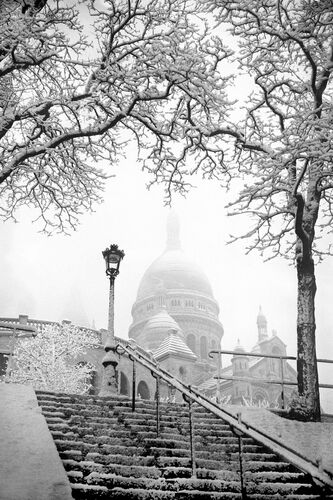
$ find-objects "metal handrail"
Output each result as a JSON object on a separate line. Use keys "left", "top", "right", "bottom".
{"left": 208, "top": 348, "right": 333, "bottom": 365}
{"left": 115, "top": 341, "right": 333, "bottom": 492}
{"left": 208, "top": 349, "right": 333, "bottom": 408}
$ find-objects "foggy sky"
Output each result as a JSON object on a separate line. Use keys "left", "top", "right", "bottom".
{"left": 1, "top": 148, "right": 333, "bottom": 410}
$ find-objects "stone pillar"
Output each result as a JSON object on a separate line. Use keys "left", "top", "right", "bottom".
{"left": 99, "top": 277, "right": 118, "bottom": 396}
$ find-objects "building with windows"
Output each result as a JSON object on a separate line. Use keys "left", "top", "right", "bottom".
{"left": 126, "top": 211, "right": 224, "bottom": 391}
{"left": 0, "top": 212, "right": 296, "bottom": 407}
{"left": 198, "top": 307, "right": 297, "bottom": 407}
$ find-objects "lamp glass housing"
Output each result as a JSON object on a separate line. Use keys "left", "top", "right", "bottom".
{"left": 102, "top": 244, "right": 125, "bottom": 278}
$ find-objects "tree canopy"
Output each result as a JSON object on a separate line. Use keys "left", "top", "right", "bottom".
{"left": 4, "top": 322, "right": 99, "bottom": 393}
{"left": 0, "top": 0, "right": 230, "bottom": 233}
{"left": 211, "top": 0, "right": 333, "bottom": 264}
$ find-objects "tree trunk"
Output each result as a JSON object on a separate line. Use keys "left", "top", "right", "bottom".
{"left": 296, "top": 256, "right": 321, "bottom": 421}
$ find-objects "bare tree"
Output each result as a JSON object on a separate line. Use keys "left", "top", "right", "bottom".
{"left": 0, "top": 0, "right": 229, "bottom": 232}
{"left": 149, "top": 0, "right": 333, "bottom": 420}
{"left": 4, "top": 323, "right": 100, "bottom": 393}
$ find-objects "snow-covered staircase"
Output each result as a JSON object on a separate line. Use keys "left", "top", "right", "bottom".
{"left": 36, "top": 391, "right": 333, "bottom": 499}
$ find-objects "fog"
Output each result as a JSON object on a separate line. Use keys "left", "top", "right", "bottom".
{"left": 1, "top": 145, "right": 333, "bottom": 409}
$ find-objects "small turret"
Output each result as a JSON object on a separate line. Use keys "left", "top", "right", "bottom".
{"left": 257, "top": 306, "right": 268, "bottom": 342}
{"left": 231, "top": 339, "right": 250, "bottom": 403}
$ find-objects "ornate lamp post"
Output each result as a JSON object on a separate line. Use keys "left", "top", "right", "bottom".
{"left": 99, "top": 244, "right": 125, "bottom": 396}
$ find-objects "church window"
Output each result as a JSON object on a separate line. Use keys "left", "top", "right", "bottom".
{"left": 187, "top": 334, "right": 196, "bottom": 353}
{"left": 185, "top": 300, "right": 194, "bottom": 307}
{"left": 200, "top": 336, "right": 208, "bottom": 359}
{"left": 253, "top": 390, "right": 268, "bottom": 405}
{"left": 137, "top": 380, "right": 150, "bottom": 400}
{"left": 120, "top": 372, "right": 130, "bottom": 396}
{"left": 0, "top": 353, "right": 8, "bottom": 376}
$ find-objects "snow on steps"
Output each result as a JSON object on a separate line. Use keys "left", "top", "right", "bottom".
{"left": 36, "top": 391, "right": 332, "bottom": 499}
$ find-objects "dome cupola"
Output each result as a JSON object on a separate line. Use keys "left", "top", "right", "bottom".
{"left": 136, "top": 211, "right": 213, "bottom": 300}
{"left": 135, "top": 307, "right": 182, "bottom": 351}
{"left": 128, "top": 211, "right": 223, "bottom": 355}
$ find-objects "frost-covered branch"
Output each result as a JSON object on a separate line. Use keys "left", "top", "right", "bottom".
{"left": 0, "top": 0, "right": 232, "bottom": 233}
{"left": 4, "top": 323, "right": 100, "bottom": 394}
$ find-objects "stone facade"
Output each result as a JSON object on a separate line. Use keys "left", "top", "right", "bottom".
{"left": 127, "top": 212, "right": 224, "bottom": 395}
{"left": 198, "top": 309, "right": 297, "bottom": 408}
{"left": 0, "top": 215, "right": 296, "bottom": 409}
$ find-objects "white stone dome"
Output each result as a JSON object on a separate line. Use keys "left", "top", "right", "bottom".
{"left": 136, "top": 248, "right": 213, "bottom": 300}
{"left": 136, "top": 211, "right": 213, "bottom": 300}
{"left": 142, "top": 308, "right": 182, "bottom": 337}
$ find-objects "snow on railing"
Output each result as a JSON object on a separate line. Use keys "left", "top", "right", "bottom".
{"left": 114, "top": 341, "right": 333, "bottom": 496}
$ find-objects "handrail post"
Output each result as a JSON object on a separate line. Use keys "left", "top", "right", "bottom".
{"left": 238, "top": 435, "right": 247, "bottom": 500}
{"left": 156, "top": 375, "right": 160, "bottom": 437}
{"left": 188, "top": 395, "right": 197, "bottom": 478}
{"left": 132, "top": 359, "right": 136, "bottom": 412}
{"left": 236, "top": 412, "right": 247, "bottom": 500}
{"left": 183, "top": 391, "right": 197, "bottom": 478}
{"left": 216, "top": 349, "right": 221, "bottom": 404}
{"left": 280, "top": 357, "right": 285, "bottom": 409}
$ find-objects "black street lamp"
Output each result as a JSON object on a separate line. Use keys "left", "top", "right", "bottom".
{"left": 99, "top": 244, "right": 125, "bottom": 396}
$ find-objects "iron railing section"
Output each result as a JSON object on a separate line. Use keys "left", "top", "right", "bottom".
{"left": 209, "top": 349, "right": 333, "bottom": 408}
{"left": 0, "top": 317, "right": 101, "bottom": 339}
{"left": 115, "top": 341, "right": 333, "bottom": 493}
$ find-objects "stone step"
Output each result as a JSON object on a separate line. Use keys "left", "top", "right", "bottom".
{"left": 86, "top": 452, "right": 157, "bottom": 466}
{"left": 244, "top": 496, "right": 323, "bottom": 500}
{"left": 51, "top": 428, "right": 133, "bottom": 440}
{"left": 37, "top": 393, "right": 331, "bottom": 499}
{"left": 243, "top": 460, "right": 298, "bottom": 473}
{"left": 58, "top": 443, "right": 148, "bottom": 458}
{"left": 196, "top": 450, "right": 279, "bottom": 462}
{"left": 54, "top": 436, "right": 141, "bottom": 449}
{"left": 245, "top": 471, "right": 313, "bottom": 484}
{"left": 245, "top": 481, "right": 318, "bottom": 495}
{"left": 62, "top": 459, "right": 239, "bottom": 482}
{"left": 123, "top": 423, "right": 236, "bottom": 436}
{"left": 81, "top": 473, "right": 242, "bottom": 493}
{"left": 70, "top": 482, "right": 325, "bottom": 499}
{"left": 70, "top": 484, "right": 243, "bottom": 499}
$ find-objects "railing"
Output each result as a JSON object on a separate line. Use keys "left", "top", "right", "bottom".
{"left": 114, "top": 341, "right": 333, "bottom": 496}
{"left": 208, "top": 349, "right": 333, "bottom": 410}
{"left": 0, "top": 316, "right": 101, "bottom": 339}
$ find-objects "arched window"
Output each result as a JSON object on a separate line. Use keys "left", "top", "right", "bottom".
{"left": 200, "top": 336, "right": 208, "bottom": 360}
{"left": 120, "top": 371, "right": 130, "bottom": 396}
{"left": 253, "top": 390, "right": 269, "bottom": 405}
{"left": 137, "top": 380, "right": 150, "bottom": 400}
{"left": 89, "top": 370, "right": 97, "bottom": 394}
{"left": 179, "top": 366, "right": 186, "bottom": 380}
{"left": 0, "top": 353, "right": 8, "bottom": 377}
{"left": 187, "top": 333, "right": 196, "bottom": 353}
